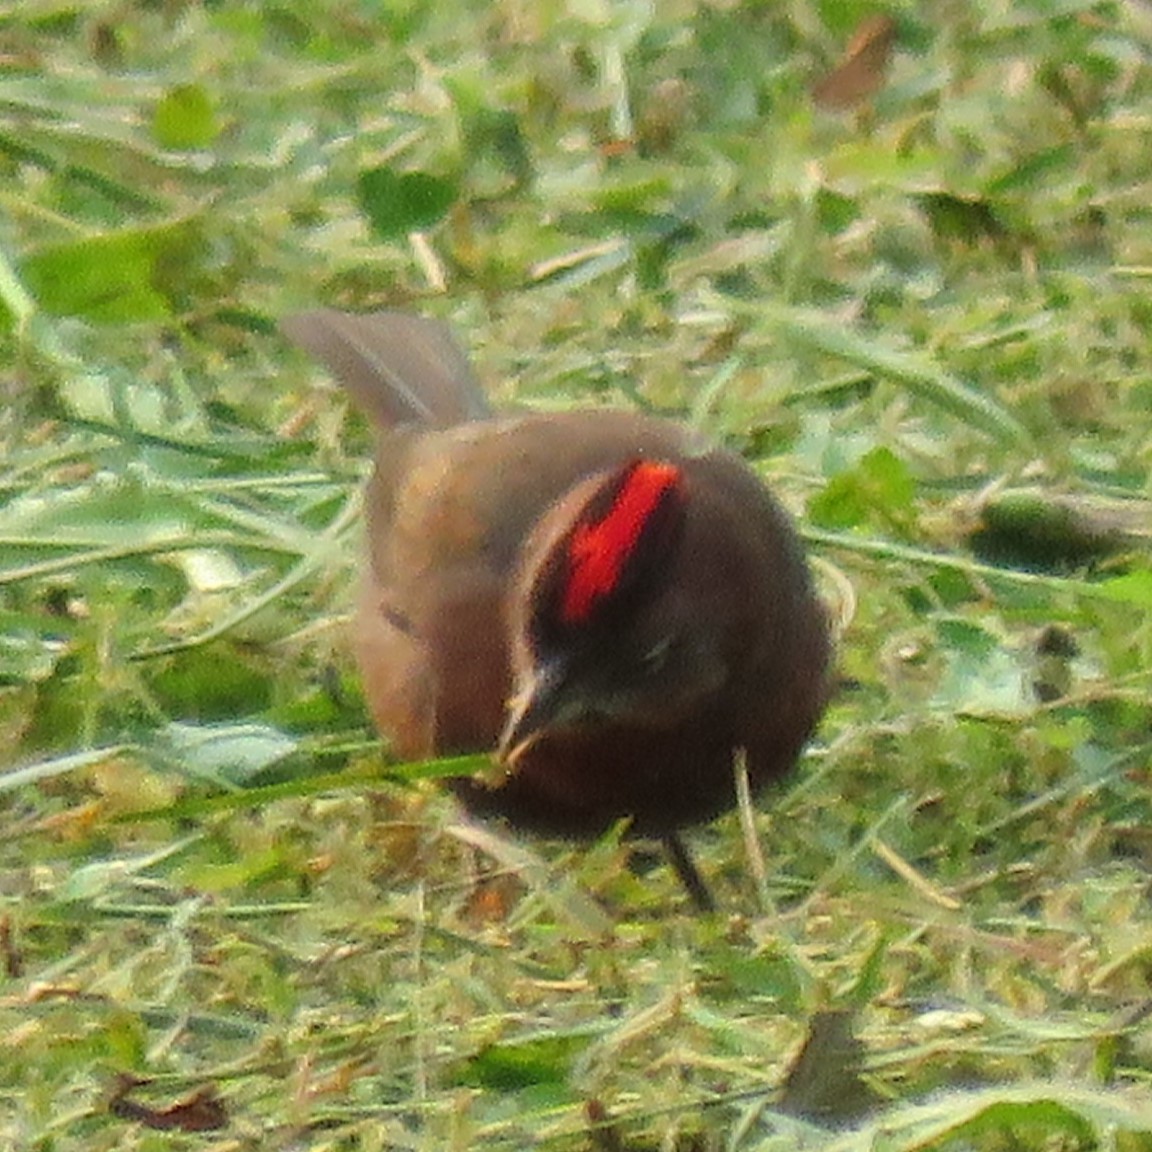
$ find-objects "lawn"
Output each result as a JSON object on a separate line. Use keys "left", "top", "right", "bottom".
{"left": 2, "top": 1, "right": 1151, "bottom": 1148}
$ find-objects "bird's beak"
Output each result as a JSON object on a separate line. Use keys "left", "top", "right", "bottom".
{"left": 497, "top": 659, "right": 570, "bottom": 768}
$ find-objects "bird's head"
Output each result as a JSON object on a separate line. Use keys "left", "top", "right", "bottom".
{"left": 499, "top": 459, "right": 728, "bottom": 766}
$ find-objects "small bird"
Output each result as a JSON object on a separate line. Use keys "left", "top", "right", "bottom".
{"left": 283, "top": 309, "right": 831, "bottom": 908}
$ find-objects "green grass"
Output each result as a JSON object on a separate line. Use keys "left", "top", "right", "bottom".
{"left": 2, "top": 0, "right": 1152, "bottom": 1147}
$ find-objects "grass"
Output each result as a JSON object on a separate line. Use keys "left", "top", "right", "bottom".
{"left": 2, "top": 0, "right": 1152, "bottom": 1147}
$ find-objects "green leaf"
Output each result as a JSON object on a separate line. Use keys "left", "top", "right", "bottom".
{"left": 819, "top": 1085, "right": 1127, "bottom": 1152}
{"left": 749, "top": 303, "right": 1034, "bottom": 448}
{"left": 153, "top": 83, "right": 218, "bottom": 150}
{"left": 986, "top": 144, "right": 1076, "bottom": 196}
{"left": 356, "top": 167, "right": 458, "bottom": 238}
{"left": 699, "top": 944, "right": 804, "bottom": 1006}
{"left": 21, "top": 222, "right": 203, "bottom": 321}
{"left": 915, "top": 191, "right": 1008, "bottom": 246}
{"left": 933, "top": 627, "right": 1031, "bottom": 718}
{"left": 816, "top": 186, "right": 860, "bottom": 234}
{"left": 935, "top": 618, "right": 998, "bottom": 660}
{"left": 0, "top": 243, "right": 35, "bottom": 329}
{"left": 1094, "top": 569, "right": 1152, "bottom": 608}
{"left": 148, "top": 649, "right": 274, "bottom": 723}
{"left": 458, "top": 1034, "right": 584, "bottom": 1090}
{"left": 809, "top": 446, "right": 915, "bottom": 529}
{"left": 155, "top": 721, "right": 298, "bottom": 786}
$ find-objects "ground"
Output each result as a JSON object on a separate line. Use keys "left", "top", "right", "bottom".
{"left": 1, "top": 2, "right": 1151, "bottom": 1148}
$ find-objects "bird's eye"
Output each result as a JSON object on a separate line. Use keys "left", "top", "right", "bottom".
{"left": 638, "top": 637, "right": 673, "bottom": 674}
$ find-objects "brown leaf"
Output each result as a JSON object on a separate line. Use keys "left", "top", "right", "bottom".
{"left": 462, "top": 871, "right": 524, "bottom": 925}
{"left": 0, "top": 916, "right": 22, "bottom": 978}
{"left": 812, "top": 15, "right": 897, "bottom": 111}
{"left": 108, "top": 1076, "right": 228, "bottom": 1132}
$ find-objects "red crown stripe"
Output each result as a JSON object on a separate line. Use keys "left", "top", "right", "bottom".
{"left": 560, "top": 461, "right": 681, "bottom": 625}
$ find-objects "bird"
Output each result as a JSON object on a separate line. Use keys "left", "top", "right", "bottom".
{"left": 283, "top": 309, "right": 832, "bottom": 909}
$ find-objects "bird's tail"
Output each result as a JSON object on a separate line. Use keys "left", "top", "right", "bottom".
{"left": 281, "top": 308, "right": 491, "bottom": 428}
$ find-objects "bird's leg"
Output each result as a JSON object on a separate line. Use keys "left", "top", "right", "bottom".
{"left": 662, "top": 833, "right": 715, "bottom": 912}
